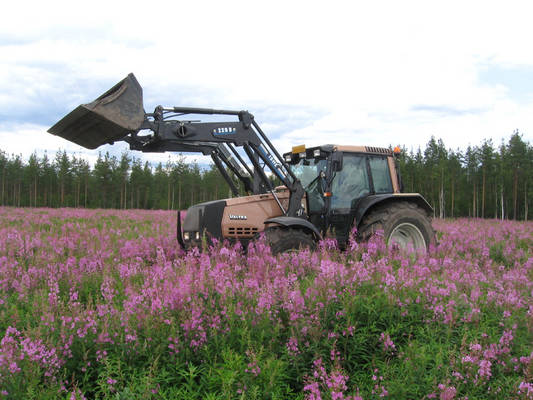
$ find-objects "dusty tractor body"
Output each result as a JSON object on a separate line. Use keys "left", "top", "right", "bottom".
{"left": 49, "top": 74, "right": 435, "bottom": 253}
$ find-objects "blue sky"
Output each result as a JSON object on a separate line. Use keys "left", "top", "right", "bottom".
{"left": 479, "top": 64, "right": 533, "bottom": 104}
{"left": 1, "top": 0, "right": 532, "bottom": 166}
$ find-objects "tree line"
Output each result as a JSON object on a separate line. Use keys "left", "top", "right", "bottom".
{"left": 397, "top": 130, "right": 532, "bottom": 220}
{"left": 0, "top": 151, "right": 232, "bottom": 211}
{"left": 0, "top": 131, "right": 531, "bottom": 220}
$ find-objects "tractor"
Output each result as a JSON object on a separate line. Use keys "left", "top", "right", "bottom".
{"left": 49, "top": 74, "right": 435, "bottom": 253}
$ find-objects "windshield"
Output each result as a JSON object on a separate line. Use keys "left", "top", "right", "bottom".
{"left": 290, "top": 158, "right": 327, "bottom": 188}
{"left": 290, "top": 157, "right": 328, "bottom": 214}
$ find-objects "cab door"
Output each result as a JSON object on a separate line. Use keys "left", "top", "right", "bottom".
{"left": 328, "top": 153, "right": 393, "bottom": 247}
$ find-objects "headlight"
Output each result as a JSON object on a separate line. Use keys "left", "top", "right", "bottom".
{"left": 313, "top": 149, "right": 321, "bottom": 157}
{"left": 299, "top": 152, "right": 306, "bottom": 159}
{"left": 195, "top": 231, "right": 200, "bottom": 240}
{"left": 183, "top": 232, "right": 190, "bottom": 240}
{"left": 284, "top": 154, "right": 292, "bottom": 163}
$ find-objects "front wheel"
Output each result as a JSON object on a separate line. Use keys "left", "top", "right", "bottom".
{"left": 358, "top": 202, "right": 436, "bottom": 252}
{"left": 265, "top": 227, "right": 316, "bottom": 255}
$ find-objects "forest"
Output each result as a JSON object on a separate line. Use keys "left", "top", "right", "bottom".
{"left": 0, "top": 130, "right": 531, "bottom": 220}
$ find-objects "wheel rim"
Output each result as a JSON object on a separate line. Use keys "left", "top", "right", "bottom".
{"left": 388, "top": 222, "right": 426, "bottom": 251}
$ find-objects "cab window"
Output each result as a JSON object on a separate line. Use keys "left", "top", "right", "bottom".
{"left": 369, "top": 156, "right": 393, "bottom": 194}
{"left": 331, "top": 154, "right": 370, "bottom": 211}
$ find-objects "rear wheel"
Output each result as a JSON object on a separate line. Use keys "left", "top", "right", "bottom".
{"left": 265, "top": 227, "right": 316, "bottom": 255}
{"left": 358, "top": 202, "right": 435, "bottom": 252}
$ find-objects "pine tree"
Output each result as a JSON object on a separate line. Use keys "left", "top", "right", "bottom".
{"left": 505, "top": 131, "right": 528, "bottom": 220}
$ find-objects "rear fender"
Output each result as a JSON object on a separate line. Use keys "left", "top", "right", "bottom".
{"left": 354, "top": 194, "right": 433, "bottom": 228}
{"left": 264, "top": 217, "right": 322, "bottom": 241}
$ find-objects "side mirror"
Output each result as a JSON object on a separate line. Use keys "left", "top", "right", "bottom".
{"left": 331, "top": 151, "right": 343, "bottom": 172}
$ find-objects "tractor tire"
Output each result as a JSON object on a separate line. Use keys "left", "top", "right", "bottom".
{"left": 265, "top": 227, "right": 316, "bottom": 255}
{"left": 357, "top": 202, "right": 436, "bottom": 252}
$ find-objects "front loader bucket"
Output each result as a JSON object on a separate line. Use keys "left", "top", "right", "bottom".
{"left": 48, "top": 73, "right": 145, "bottom": 149}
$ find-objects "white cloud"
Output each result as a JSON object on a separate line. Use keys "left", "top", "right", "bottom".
{"left": 1, "top": 0, "right": 532, "bottom": 166}
{"left": 0, "top": 123, "right": 82, "bottom": 155}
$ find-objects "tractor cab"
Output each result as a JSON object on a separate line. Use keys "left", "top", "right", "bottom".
{"left": 284, "top": 144, "right": 402, "bottom": 246}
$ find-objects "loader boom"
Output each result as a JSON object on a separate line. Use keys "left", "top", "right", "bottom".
{"left": 125, "top": 107, "right": 305, "bottom": 216}
{"left": 48, "top": 74, "right": 305, "bottom": 217}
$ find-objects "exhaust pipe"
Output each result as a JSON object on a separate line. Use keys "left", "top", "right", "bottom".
{"left": 48, "top": 73, "right": 145, "bottom": 149}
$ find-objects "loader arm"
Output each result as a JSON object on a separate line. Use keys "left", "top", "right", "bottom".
{"left": 48, "top": 73, "right": 306, "bottom": 217}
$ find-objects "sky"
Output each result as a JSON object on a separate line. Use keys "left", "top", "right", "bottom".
{"left": 1, "top": 0, "right": 533, "bottom": 167}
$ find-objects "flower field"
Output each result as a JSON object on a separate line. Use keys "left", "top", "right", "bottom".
{"left": 0, "top": 207, "right": 532, "bottom": 399}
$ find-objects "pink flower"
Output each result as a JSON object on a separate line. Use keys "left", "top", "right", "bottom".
{"left": 437, "top": 384, "right": 457, "bottom": 400}
{"left": 379, "top": 333, "right": 396, "bottom": 353}
{"left": 518, "top": 382, "right": 533, "bottom": 397}
{"left": 8, "top": 362, "right": 20, "bottom": 373}
{"left": 286, "top": 337, "right": 300, "bottom": 355}
{"left": 478, "top": 359, "right": 492, "bottom": 379}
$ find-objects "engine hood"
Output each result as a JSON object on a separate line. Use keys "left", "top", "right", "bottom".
{"left": 181, "top": 191, "right": 293, "bottom": 247}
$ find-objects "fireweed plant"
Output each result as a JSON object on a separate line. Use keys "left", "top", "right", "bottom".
{"left": 0, "top": 207, "right": 531, "bottom": 399}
